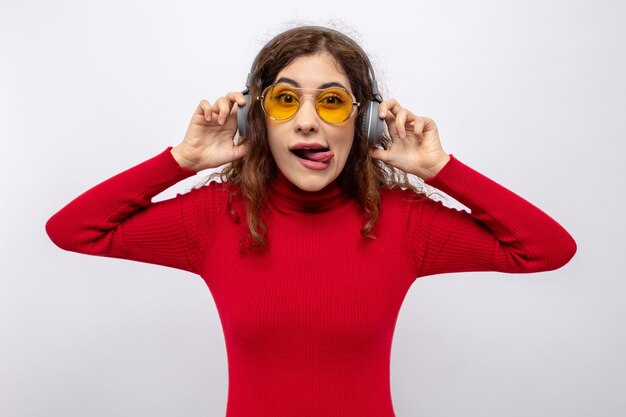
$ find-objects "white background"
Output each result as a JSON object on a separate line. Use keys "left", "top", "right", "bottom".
{"left": 2, "top": 0, "right": 625, "bottom": 416}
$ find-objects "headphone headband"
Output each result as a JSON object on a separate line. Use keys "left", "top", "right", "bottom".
{"left": 244, "top": 26, "right": 381, "bottom": 102}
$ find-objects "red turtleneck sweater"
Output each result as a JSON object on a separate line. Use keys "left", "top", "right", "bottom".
{"left": 46, "top": 148, "right": 576, "bottom": 416}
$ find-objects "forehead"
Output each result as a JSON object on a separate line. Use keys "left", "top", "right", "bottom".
{"left": 274, "top": 52, "right": 351, "bottom": 91}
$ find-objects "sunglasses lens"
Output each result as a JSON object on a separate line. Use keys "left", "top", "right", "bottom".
{"left": 316, "top": 87, "right": 354, "bottom": 123}
{"left": 263, "top": 85, "right": 300, "bottom": 120}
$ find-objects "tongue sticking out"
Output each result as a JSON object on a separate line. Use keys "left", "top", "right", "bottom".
{"left": 292, "top": 149, "right": 334, "bottom": 163}
{"left": 301, "top": 149, "right": 334, "bottom": 163}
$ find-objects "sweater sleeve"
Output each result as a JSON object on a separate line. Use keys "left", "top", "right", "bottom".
{"left": 409, "top": 155, "right": 576, "bottom": 277}
{"left": 45, "top": 147, "right": 210, "bottom": 274}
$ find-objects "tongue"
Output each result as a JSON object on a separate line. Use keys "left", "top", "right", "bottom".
{"left": 301, "top": 150, "right": 334, "bottom": 162}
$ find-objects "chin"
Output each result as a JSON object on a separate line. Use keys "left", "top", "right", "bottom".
{"left": 294, "top": 177, "right": 330, "bottom": 192}
{"left": 299, "top": 183, "right": 327, "bottom": 192}
{"left": 288, "top": 172, "right": 336, "bottom": 192}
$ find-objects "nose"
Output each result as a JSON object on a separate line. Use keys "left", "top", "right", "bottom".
{"left": 293, "top": 95, "right": 319, "bottom": 134}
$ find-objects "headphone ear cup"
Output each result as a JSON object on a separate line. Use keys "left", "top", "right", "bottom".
{"left": 237, "top": 95, "right": 251, "bottom": 138}
{"left": 362, "top": 100, "right": 384, "bottom": 148}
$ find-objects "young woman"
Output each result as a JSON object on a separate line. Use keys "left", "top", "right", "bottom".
{"left": 46, "top": 26, "right": 576, "bottom": 417}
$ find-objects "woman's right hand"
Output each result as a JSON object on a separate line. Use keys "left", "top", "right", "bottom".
{"left": 171, "top": 92, "right": 249, "bottom": 172}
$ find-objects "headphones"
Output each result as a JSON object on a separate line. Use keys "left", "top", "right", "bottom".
{"left": 236, "top": 26, "right": 385, "bottom": 148}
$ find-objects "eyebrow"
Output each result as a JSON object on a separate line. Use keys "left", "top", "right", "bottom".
{"left": 274, "top": 77, "right": 348, "bottom": 90}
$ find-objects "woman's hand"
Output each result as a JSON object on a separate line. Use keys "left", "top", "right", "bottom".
{"left": 370, "top": 99, "right": 450, "bottom": 180}
{"left": 171, "top": 92, "right": 249, "bottom": 172}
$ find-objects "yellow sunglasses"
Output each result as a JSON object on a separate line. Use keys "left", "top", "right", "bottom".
{"left": 257, "top": 84, "right": 360, "bottom": 124}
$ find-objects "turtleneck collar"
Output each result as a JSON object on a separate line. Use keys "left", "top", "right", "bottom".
{"left": 267, "top": 171, "right": 351, "bottom": 214}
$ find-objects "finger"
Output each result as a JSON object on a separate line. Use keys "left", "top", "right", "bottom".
{"left": 196, "top": 99, "right": 213, "bottom": 122}
{"left": 422, "top": 117, "right": 438, "bottom": 134}
{"left": 378, "top": 99, "right": 402, "bottom": 119}
{"left": 228, "top": 100, "right": 239, "bottom": 116}
{"left": 395, "top": 109, "right": 409, "bottom": 139}
{"left": 378, "top": 98, "right": 400, "bottom": 119}
{"left": 215, "top": 97, "right": 231, "bottom": 125}
{"left": 412, "top": 117, "right": 426, "bottom": 141}
{"left": 225, "top": 91, "right": 248, "bottom": 108}
{"left": 369, "top": 147, "right": 389, "bottom": 162}
{"left": 384, "top": 110, "right": 399, "bottom": 139}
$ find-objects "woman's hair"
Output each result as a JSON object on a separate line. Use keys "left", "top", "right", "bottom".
{"left": 209, "top": 26, "right": 422, "bottom": 247}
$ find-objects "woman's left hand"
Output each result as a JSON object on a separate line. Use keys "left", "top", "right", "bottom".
{"left": 370, "top": 99, "right": 450, "bottom": 179}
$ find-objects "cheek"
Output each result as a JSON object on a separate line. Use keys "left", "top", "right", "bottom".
{"left": 336, "top": 126, "right": 356, "bottom": 161}
{"left": 266, "top": 125, "right": 285, "bottom": 157}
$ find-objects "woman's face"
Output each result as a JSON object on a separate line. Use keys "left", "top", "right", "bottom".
{"left": 265, "top": 52, "right": 356, "bottom": 192}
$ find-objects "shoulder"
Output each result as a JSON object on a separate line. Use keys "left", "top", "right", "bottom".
{"left": 379, "top": 186, "right": 453, "bottom": 220}
{"left": 380, "top": 186, "right": 431, "bottom": 208}
{"left": 176, "top": 180, "right": 243, "bottom": 213}
{"left": 188, "top": 179, "right": 238, "bottom": 195}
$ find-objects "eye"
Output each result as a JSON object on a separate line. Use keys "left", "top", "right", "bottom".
{"left": 323, "top": 95, "right": 341, "bottom": 104}
{"left": 318, "top": 92, "right": 346, "bottom": 107}
{"left": 271, "top": 86, "right": 299, "bottom": 106}
{"left": 277, "top": 92, "right": 298, "bottom": 104}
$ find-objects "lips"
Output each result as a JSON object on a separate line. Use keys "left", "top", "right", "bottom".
{"left": 289, "top": 143, "right": 334, "bottom": 170}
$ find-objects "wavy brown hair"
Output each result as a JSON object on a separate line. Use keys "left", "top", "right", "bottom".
{"left": 209, "top": 26, "right": 422, "bottom": 247}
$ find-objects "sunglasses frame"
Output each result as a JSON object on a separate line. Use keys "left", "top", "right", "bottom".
{"left": 257, "top": 84, "right": 361, "bottom": 124}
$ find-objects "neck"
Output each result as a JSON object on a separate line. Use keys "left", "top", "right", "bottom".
{"left": 267, "top": 171, "right": 349, "bottom": 213}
